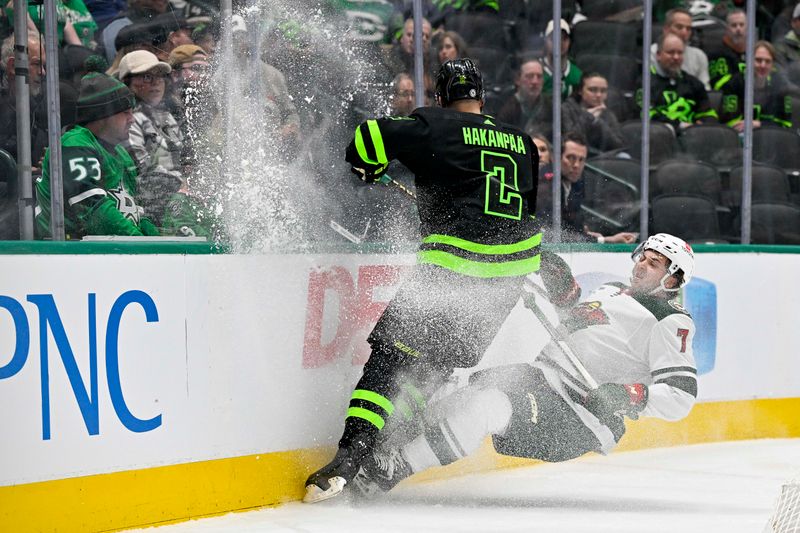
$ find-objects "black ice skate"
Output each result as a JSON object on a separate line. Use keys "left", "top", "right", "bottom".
{"left": 351, "top": 448, "right": 413, "bottom": 500}
{"left": 304, "top": 441, "right": 369, "bottom": 503}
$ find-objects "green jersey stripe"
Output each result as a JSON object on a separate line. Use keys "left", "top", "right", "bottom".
{"left": 423, "top": 231, "right": 541, "bottom": 256}
{"left": 367, "top": 119, "right": 388, "bottom": 164}
{"left": 418, "top": 249, "right": 541, "bottom": 277}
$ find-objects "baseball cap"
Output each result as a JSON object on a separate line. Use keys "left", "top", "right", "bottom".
{"left": 168, "top": 44, "right": 208, "bottom": 68}
{"left": 545, "top": 18, "right": 570, "bottom": 36}
{"left": 793, "top": 3, "right": 800, "bottom": 19}
{"left": 118, "top": 50, "right": 172, "bottom": 80}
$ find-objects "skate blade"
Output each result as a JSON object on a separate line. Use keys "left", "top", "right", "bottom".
{"left": 303, "top": 476, "right": 347, "bottom": 503}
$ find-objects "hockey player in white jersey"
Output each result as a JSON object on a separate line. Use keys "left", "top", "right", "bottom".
{"left": 350, "top": 233, "right": 698, "bottom": 497}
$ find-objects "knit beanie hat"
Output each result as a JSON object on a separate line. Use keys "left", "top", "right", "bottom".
{"left": 75, "top": 68, "right": 135, "bottom": 125}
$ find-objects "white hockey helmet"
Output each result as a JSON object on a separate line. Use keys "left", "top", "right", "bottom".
{"left": 632, "top": 233, "right": 694, "bottom": 291}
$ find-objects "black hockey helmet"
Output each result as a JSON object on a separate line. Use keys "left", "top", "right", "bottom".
{"left": 435, "top": 58, "right": 485, "bottom": 106}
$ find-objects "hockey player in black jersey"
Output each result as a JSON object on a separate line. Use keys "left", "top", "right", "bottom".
{"left": 304, "top": 59, "right": 541, "bottom": 503}
{"left": 350, "top": 234, "right": 698, "bottom": 499}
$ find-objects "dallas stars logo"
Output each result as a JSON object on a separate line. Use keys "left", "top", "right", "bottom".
{"left": 107, "top": 187, "right": 141, "bottom": 224}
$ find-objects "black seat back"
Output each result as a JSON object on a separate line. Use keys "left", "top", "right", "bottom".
{"left": 570, "top": 21, "right": 639, "bottom": 58}
{"left": 747, "top": 202, "right": 800, "bottom": 244}
{"left": 728, "top": 164, "right": 792, "bottom": 206}
{"left": 651, "top": 159, "right": 724, "bottom": 204}
{"left": 620, "top": 120, "right": 680, "bottom": 165}
{"left": 652, "top": 193, "right": 722, "bottom": 242}
{"left": 679, "top": 124, "right": 742, "bottom": 171}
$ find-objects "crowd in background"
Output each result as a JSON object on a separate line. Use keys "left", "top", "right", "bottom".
{"left": 1, "top": 0, "right": 800, "bottom": 244}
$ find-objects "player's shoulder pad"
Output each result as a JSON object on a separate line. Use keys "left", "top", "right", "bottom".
{"left": 408, "top": 106, "right": 441, "bottom": 121}
{"left": 635, "top": 293, "right": 693, "bottom": 321}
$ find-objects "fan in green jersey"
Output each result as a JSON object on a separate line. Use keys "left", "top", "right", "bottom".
{"left": 35, "top": 67, "right": 159, "bottom": 239}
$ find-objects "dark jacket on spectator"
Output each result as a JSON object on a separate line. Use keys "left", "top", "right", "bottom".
{"left": 775, "top": 30, "right": 800, "bottom": 66}
{"left": 561, "top": 98, "right": 624, "bottom": 154}
{"left": 0, "top": 88, "right": 49, "bottom": 166}
{"left": 496, "top": 92, "right": 553, "bottom": 139}
{"left": 706, "top": 36, "right": 746, "bottom": 91}
{"left": 637, "top": 65, "right": 718, "bottom": 129}
{"left": 535, "top": 171, "right": 589, "bottom": 241}
{"left": 720, "top": 69, "right": 798, "bottom": 128}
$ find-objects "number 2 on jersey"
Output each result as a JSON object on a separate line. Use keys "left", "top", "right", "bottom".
{"left": 482, "top": 150, "right": 522, "bottom": 220}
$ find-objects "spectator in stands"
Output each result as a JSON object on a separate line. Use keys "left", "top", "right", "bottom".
{"left": 98, "top": 0, "right": 170, "bottom": 64}
{"left": 60, "top": 44, "right": 104, "bottom": 89}
{"left": 642, "top": 33, "right": 718, "bottom": 131}
{"left": 537, "top": 132, "right": 637, "bottom": 244}
{"left": 84, "top": 0, "right": 126, "bottom": 30}
{"left": 166, "top": 44, "right": 214, "bottom": 172}
{"left": 159, "top": 173, "right": 223, "bottom": 239}
{"left": 541, "top": 18, "right": 582, "bottom": 99}
{"left": 497, "top": 57, "right": 553, "bottom": 138}
{"left": 531, "top": 133, "right": 554, "bottom": 214}
{"left": 771, "top": 2, "right": 795, "bottom": 45}
{"left": 721, "top": 40, "right": 798, "bottom": 130}
{"left": 382, "top": 17, "right": 434, "bottom": 103}
{"left": 118, "top": 50, "right": 182, "bottom": 227}
{"left": 159, "top": 43, "right": 220, "bottom": 240}
{"left": 561, "top": 72, "right": 624, "bottom": 154}
{"left": 651, "top": 8, "right": 711, "bottom": 90}
{"left": 389, "top": 73, "right": 415, "bottom": 115}
{"left": 707, "top": 9, "right": 748, "bottom": 91}
{"left": 35, "top": 68, "right": 160, "bottom": 239}
{"left": 383, "top": 16, "right": 432, "bottom": 76}
{"left": 7, "top": 0, "right": 97, "bottom": 48}
{"left": 152, "top": 13, "right": 194, "bottom": 60}
{"left": 228, "top": 14, "right": 300, "bottom": 159}
{"left": 0, "top": 33, "right": 48, "bottom": 172}
{"left": 531, "top": 133, "right": 552, "bottom": 168}
{"left": 58, "top": 45, "right": 107, "bottom": 130}
{"left": 776, "top": 3, "right": 800, "bottom": 65}
{"left": 435, "top": 30, "right": 468, "bottom": 66}
{"left": 105, "top": 20, "right": 166, "bottom": 77}
{"left": 112, "top": 15, "right": 193, "bottom": 64}
{"left": 166, "top": 44, "right": 209, "bottom": 119}
{"left": 191, "top": 20, "right": 218, "bottom": 57}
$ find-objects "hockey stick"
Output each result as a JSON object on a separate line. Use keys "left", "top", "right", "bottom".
{"left": 379, "top": 174, "right": 417, "bottom": 200}
{"left": 521, "top": 280, "right": 599, "bottom": 389}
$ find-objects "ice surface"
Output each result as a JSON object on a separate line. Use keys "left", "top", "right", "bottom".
{"left": 132, "top": 438, "right": 799, "bottom": 532}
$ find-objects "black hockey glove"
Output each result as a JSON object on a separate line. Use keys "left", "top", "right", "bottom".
{"left": 351, "top": 162, "right": 389, "bottom": 184}
{"left": 539, "top": 250, "right": 581, "bottom": 308}
{"left": 585, "top": 383, "right": 648, "bottom": 424}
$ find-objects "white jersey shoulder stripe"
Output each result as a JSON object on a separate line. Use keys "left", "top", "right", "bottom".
{"left": 68, "top": 188, "right": 107, "bottom": 206}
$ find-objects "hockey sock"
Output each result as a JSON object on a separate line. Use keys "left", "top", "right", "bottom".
{"left": 402, "top": 386, "right": 513, "bottom": 473}
{"left": 339, "top": 344, "right": 412, "bottom": 449}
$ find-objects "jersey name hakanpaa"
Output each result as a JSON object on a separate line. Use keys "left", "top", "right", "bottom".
{"left": 347, "top": 107, "right": 541, "bottom": 278}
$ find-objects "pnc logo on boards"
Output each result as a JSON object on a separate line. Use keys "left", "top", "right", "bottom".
{"left": 0, "top": 290, "right": 163, "bottom": 440}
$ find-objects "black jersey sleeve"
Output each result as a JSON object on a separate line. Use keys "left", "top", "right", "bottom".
{"left": 345, "top": 115, "right": 431, "bottom": 173}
